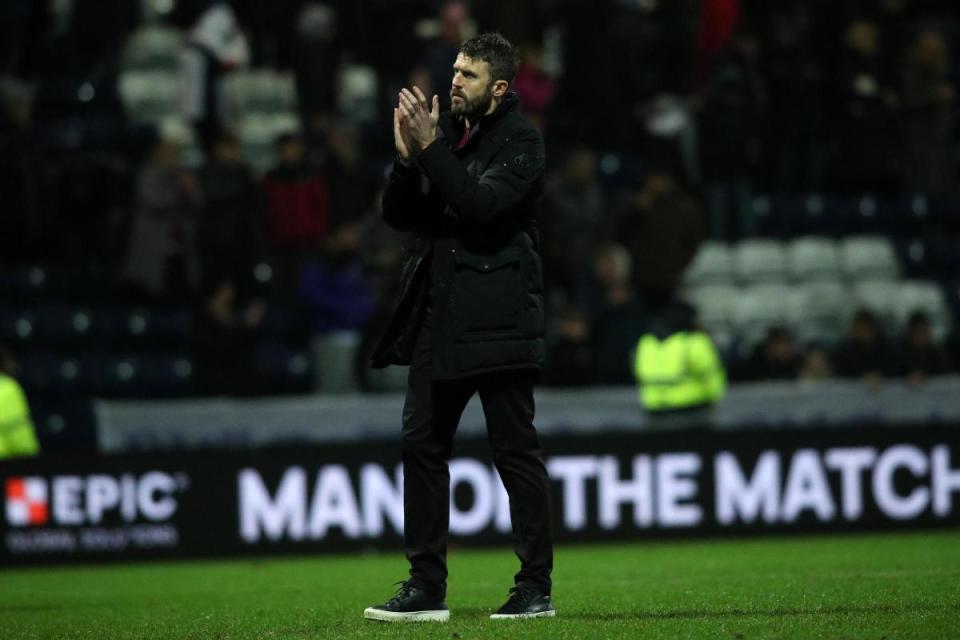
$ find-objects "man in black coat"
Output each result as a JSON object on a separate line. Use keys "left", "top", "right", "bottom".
{"left": 364, "top": 33, "right": 555, "bottom": 623}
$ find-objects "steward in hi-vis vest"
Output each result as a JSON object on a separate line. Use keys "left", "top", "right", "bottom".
{"left": 633, "top": 302, "right": 726, "bottom": 414}
{"left": 0, "top": 373, "right": 40, "bottom": 459}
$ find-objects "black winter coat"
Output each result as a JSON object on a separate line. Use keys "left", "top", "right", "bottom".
{"left": 370, "top": 92, "right": 546, "bottom": 380}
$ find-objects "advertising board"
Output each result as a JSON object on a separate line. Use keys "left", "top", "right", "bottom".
{"left": 3, "top": 426, "right": 958, "bottom": 564}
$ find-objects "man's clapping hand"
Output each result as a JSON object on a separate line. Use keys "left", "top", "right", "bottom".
{"left": 396, "top": 86, "right": 439, "bottom": 155}
{"left": 393, "top": 105, "right": 414, "bottom": 161}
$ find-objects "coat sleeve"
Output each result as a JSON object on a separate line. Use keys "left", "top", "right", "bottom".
{"left": 381, "top": 160, "right": 433, "bottom": 232}
{"left": 415, "top": 127, "right": 545, "bottom": 225}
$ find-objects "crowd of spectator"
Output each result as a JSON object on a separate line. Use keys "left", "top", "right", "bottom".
{"left": 732, "top": 309, "right": 953, "bottom": 385}
{"left": 1, "top": 0, "right": 959, "bottom": 398}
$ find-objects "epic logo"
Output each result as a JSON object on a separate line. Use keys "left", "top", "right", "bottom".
{"left": 5, "top": 478, "right": 49, "bottom": 526}
{"left": 4, "top": 473, "right": 185, "bottom": 527}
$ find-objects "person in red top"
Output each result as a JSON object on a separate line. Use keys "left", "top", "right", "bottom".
{"left": 262, "top": 133, "right": 329, "bottom": 252}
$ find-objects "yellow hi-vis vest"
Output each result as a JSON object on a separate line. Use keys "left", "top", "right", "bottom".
{"left": 0, "top": 374, "right": 40, "bottom": 459}
{"left": 633, "top": 331, "right": 726, "bottom": 412}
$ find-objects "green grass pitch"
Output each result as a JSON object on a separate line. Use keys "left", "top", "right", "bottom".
{"left": 1, "top": 530, "right": 958, "bottom": 639}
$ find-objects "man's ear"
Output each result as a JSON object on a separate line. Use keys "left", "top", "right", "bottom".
{"left": 493, "top": 80, "right": 509, "bottom": 98}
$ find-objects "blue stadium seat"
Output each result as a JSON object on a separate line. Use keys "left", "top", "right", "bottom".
{"left": 0, "top": 267, "right": 50, "bottom": 304}
{"left": 842, "top": 196, "right": 891, "bottom": 235}
{"left": 918, "top": 236, "right": 960, "bottom": 280}
{"left": 31, "top": 399, "right": 97, "bottom": 453}
{"left": 928, "top": 195, "right": 960, "bottom": 233}
{"left": 138, "top": 354, "right": 194, "bottom": 396}
{"left": 755, "top": 195, "right": 805, "bottom": 237}
{"left": 17, "top": 352, "right": 60, "bottom": 395}
{"left": 127, "top": 307, "right": 192, "bottom": 347}
{"left": 749, "top": 196, "right": 780, "bottom": 236}
{"left": 885, "top": 196, "right": 931, "bottom": 236}
{"left": 95, "top": 356, "right": 145, "bottom": 398}
{"left": 894, "top": 236, "right": 960, "bottom": 281}
{"left": 257, "top": 346, "right": 313, "bottom": 394}
{"left": 32, "top": 306, "right": 102, "bottom": 345}
{"left": 19, "top": 353, "right": 90, "bottom": 395}
{"left": 898, "top": 238, "right": 934, "bottom": 278}
{"left": 772, "top": 195, "right": 851, "bottom": 237}
{"left": 0, "top": 309, "right": 37, "bottom": 345}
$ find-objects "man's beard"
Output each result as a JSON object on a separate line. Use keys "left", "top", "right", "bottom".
{"left": 450, "top": 83, "right": 495, "bottom": 120}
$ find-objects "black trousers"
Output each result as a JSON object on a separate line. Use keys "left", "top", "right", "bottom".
{"left": 402, "top": 313, "right": 553, "bottom": 598}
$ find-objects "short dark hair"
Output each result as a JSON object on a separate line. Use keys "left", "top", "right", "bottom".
{"left": 275, "top": 133, "right": 302, "bottom": 149}
{"left": 215, "top": 131, "right": 239, "bottom": 148}
{"left": 459, "top": 32, "right": 520, "bottom": 85}
{"left": 908, "top": 310, "right": 930, "bottom": 329}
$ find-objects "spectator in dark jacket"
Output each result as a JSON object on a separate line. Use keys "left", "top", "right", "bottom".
{"left": 0, "top": 0, "right": 31, "bottom": 75}
{"left": 893, "top": 311, "right": 953, "bottom": 382}
{"left": 542, "top": 146, "right": 604, "bottom": 301}
{"left": 698, "top": 29, "right": 765, "bottom": 240}
{"left": 616, "top": 171, "right": 705, "bottom": 311}
{"left": 409, "top": 1, "right": 469, "bottom": 112}
{"left": 798, "top": 344, "right": 834, "bottom": 381}
{"left": 196, "top": 132, "right": 263, "bottom": 291}
{"left": 544, "top": 306, "right": 596, "bottom": 387}
{"left": 192, "top": 280, "right": 265, "bottom": 396}
{"left": 293, "top": 2, "right": 339, "bottom": 121}
{"left": 833, "top": 308, "right": 896, "bottom": 381}
{"left": 899, "top": 30, "right": 956, "bottom": 196}
{"left": 760, "top": 3, "right": 825, "bottom": 194}
{"left": 588, "top": 244, "right": 647, "bottom": 385}
{"left": 828, "top": 20, "right": 897, "bottom": 194}
{"left": 322, "top": 123, "right": 382, "bottom": 229}
{"left": 735, "top": 326, "right": 802, "bottom": 381}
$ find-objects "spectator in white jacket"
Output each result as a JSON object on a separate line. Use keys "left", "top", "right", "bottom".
{"left": 179, "top": 1, "right": 250, "bottom": 153}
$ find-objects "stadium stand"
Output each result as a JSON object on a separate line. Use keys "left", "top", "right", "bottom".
{"left": 1, "top": 0, "right": 959, "bottom": 456}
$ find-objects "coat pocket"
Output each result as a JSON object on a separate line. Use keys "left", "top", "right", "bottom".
{"left": 453, "top": 247, "right": 524, "bottom": 340}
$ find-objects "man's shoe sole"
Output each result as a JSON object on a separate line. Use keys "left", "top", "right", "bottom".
{"left": 490, "top": 610, "right": 556, "bottom": 620}
{"left": 363, "top": 607, "right": 449, "bottom": 622}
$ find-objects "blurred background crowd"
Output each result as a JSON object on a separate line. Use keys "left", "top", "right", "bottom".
{"left": 1, "top": 0, "right": 959, "bottom": 430}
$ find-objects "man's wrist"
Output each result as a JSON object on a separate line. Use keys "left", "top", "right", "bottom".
{"left": 393, "top": 155, "right": 418, "bottom": 176}
{"left": 414, "top": 135, "right": 440, "bottom": 158}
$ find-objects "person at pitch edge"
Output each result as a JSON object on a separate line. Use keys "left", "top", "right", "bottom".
{"left": 365, "top": 32, "right": 555, "bottom": 623}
